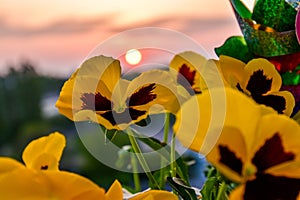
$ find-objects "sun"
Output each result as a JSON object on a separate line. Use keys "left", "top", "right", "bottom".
{"left": 125, "top": 49, "right": 142, "bottom": 65}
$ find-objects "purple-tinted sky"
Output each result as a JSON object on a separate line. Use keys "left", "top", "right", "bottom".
{"left": 0, "top": 0, "right": 254, "bottom": 77}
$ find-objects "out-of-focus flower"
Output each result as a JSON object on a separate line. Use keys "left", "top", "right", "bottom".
{"left": 174, "top": 88, "right": 300, "bottom": 199}
{"left": 107, "top": 180, "right": 177, "bottom": 200}
{"left": 217, "top": 55, "right": 295, "bottom": 115}
{"left": 56, "top": 55, "right": 179, "bottom": 130}
{"left": 0, "top": 132, "right": 177, "bottom": 199}
{"left": 0, "top": 132, "right": 106, "bottom": 199}
{"left": 22, "top": 131, "right": 65, "bottom": 170}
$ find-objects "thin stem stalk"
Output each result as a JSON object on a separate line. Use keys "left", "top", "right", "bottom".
{"left": 130, "top": 152, "right": 141, "bottom": 192}
{"left": 127, "top": 128, "right": 160, "bottom": 189}
{"left": 159, "top": 112, "right": 170, "bottom": 188}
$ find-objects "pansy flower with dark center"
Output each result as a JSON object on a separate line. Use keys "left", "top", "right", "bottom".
{"left": 169, "top": 51, "right": 208, "bottom": 95}
{"left": 217, "top": 55, "right": 295, "bottom": 116}
{"left": 56, "top": 55, "right": 179, "bottom": 130}
{"left": 174, "top": 88, "right": 300, "bottom": 200}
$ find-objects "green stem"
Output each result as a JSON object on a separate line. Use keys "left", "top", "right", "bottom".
{"left": 170, "top": 132, "right": 179, "bottom": 197}
{"left": 159, "top": 112, "right": 170, "bottom": 188}
{"left": 130, "top": 153, "right": 141, "bottom": 192}
{"left": 170, "top": 129, "right": 177, "bottom": 178}
{"left": 127, "top": 128, "right": 160, "bottom": 189}
{"left": 163, "top": 113, "right": 170, "bottom": 142}
{"left": 216, "top": 181, "right": 227, "bottom": 200}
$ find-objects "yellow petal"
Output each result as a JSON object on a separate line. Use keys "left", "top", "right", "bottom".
{"left": 105, "top": 180, "right": 123, "bottom": 200}
{"left": 266, "top": 161, "right": 300, "bottom": 179}
{"left": 206, "top": 126, "right": 247, "bottom": 183}
{"left": 0, "top": 168, "right": 49, "bottom": 200}
{"left": 0, "top": 168, "right": 105, "bottom": 200}
{"left": 22, "top": 132, "right": 66, "bottom": 170}
{"left": 75, "top": 55, "right": 121, "bottom": 93}
{"left": 174, "top": 87, "right": 265, "bottom": 155}
{"left": 74, "top": 109, "right": 122, "bottom": 130}
{"left": 251, "top": 114, "right": 300, "bottom": 176}
{"left": 126, "top": 69, "right": 180, "bottom": 114}
{"left": 243, "top": 58, "right": 282, "bottom": 94}
{"left": 0, "top": 157, "right": 24, "bottom": 175}
{"left": 45, "top": 170, "right": 105, "bottom": 200}
{"left": 55, "top": 71, "right": 78, "bottom": 121}
{"left": 169, "top": 51, "right": 207, "bottom": 93}
{"left": 110, "top": 78, "right": 130, "bottom": 106}
{"left": 130, "top": 190, "right": 177, "bottom": 200}
{"left": 267, "top": 91, "right": 295, "bottom": 116}
{"left": 229, "top": 185, "right": 245, "bottom": 200}
{"left": 218, "top": 55, "right": 246, "bottom": 88}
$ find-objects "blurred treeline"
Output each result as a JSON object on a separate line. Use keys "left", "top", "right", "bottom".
{"left": 0, "top": 62, "right": 132, "bottom": 189}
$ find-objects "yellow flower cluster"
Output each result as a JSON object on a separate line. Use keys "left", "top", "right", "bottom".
{"left": 2, "top": 50, "right": 295, "bottom": 199}
{"left": 54, "top": 51, "right": 300, "bottom": 199}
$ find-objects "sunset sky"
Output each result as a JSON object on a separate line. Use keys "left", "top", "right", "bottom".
{"left": 0, "top": 0, "right": 254, "bottom": 77}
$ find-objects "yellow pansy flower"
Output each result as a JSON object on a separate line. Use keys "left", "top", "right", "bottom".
{"left": 174, "top": 88, "right": 300, "bottom": 199}
{"left": 56, "top": 55, "right": 179, "bottom": 130}
{"left": 0, "top": 132, "right": 106, "bottom": 199}
{"left": 22, "top": 131, "right": 65, "bottom": 170}
{"left": 217, "top": 55, "right": 295, "bottom": 115}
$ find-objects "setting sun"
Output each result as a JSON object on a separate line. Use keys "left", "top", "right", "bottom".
{"left": 125, "top": 49, "right": 142, "bottom": 65}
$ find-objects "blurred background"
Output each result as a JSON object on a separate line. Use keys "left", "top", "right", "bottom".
{"left": 0, "top": 0, "right": 253, "bottom": 191}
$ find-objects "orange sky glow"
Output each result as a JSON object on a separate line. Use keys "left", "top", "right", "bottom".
{"left": 0, "top": 0, "right": 254, "bottom": 77}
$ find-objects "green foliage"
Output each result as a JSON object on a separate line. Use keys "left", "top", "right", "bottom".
{"left": 0, "top": 63, "right": 69, "bottom": 158}
{"left": 281, "top": 65, "right": 300, "bottom": 85}
{"left": 137, "top": 135, "right": 190, "bottom": 184}
{"left": 215, "top": 36, "right": 254, "bottom": 63}
{"left": 201, "top": 166, "right": 237, "bottom": 200}
{"left": 167, "top": 177, "right": 199, "bottom": 200}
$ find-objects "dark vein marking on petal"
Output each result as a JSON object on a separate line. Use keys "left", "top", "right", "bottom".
{"left": 246, "top": 70, "right": 273, "bottom": 95}
{"left": 178, "top": 64, "right": 196, "bottom": 87}
{"left": 81, "top": 92, "right": 112, "bottom": 111}
{"left": 100, "top": 108, "right": 146, "bottom": 126}
{"left": 252, "top": 133, "right": 295, "bottom": 172}
{"left": 128, "top": 84, "right": 157, "bottom": 107}
{"left": 41, "top": 165, "right": 48, "bottom": 170}
{"left": 236, "top": 83, "right": 244, "bottom": 92}
{"left": 219, "top": 145, "right": 243, "bottom": 175}
{"left": 252, "top": 94, "right": 286, "bottom": 114}
{"left": 244, "top": 173, "right": 300, "bottom": 200}
{"left": 177, "top": 64, "right": 201, "bottom": 94}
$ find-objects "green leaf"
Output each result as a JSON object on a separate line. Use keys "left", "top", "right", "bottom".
{"left": 167, "top": 177, "right": 200, "bottom": 200}
{"left": 281, "top": 71, "right": 300, "bottom": 85}
{"left": 230, "top": 0, "right": 252, "bottom": 19}
{"left": 201, "top": 177, "right": 219, "bottom": 200}
{"left": 137, "top": 136, "right": 190, "bottom": 184}
{"left": 115, "top": 145, "right": 132, "bottom": 169}
{"left": 105, "top": 129, "right": 118, "bottom": 143}
{"left": 153, "top": 166, "right": 170, "bottom": 188}
{"left": 201, "top": 166, "right": 237, "bottom": 200}
{"left": 215, "top": 36, "right": 254, "bottom": 63}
